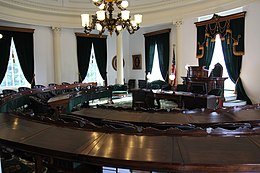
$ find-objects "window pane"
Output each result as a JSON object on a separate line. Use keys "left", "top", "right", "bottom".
{"left": 0, "top": 38, "right": 31, "bottom": 90}
{"left": 83, "top": 43, "right": 104, "bottom": 86}
{"left": 148, "top": 44, "right": 164, "bottom": 82}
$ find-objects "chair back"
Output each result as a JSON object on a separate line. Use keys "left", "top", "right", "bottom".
{"left": 33, "top": 84, "right": 46, "bottom": 89}
{"left": 2, "top": 89, "right": 17, "bottom": 96}
{"left": 48, "top": 83, "right": 58, "bottom": 87}
{"left": 210, "top": 63, "right": 223, "bottom": 77}
{"left": 132, "top": 89, "right": 147, "bottom": 108}
{"left": 138, "top": 80, "right": 147, "bottom": 89}
{"left": 18, "top": 87, "right": 31, "bottom": 92}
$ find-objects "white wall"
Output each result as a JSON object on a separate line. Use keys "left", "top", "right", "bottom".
{"left": 242, "top": 1, "right": 260, "bottom": 103}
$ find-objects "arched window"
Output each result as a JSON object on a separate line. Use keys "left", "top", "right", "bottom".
{"left": 83, "top": 43, "right": 104, "bottom": 86}
{"left": 147, "top": 43, "right": 164, "bottom": 82}
{"left": 209, "top": 34, "right": 235, "bottom": 90}
{"left": 0, "top": 38, "right": 30, "bottom": 90}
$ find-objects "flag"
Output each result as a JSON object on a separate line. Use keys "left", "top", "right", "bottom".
{"left": 170, "top": 45, "right": 177, "bottom": 86}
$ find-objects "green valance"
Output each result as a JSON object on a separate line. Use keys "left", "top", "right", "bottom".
{"left": 196, "top": 12, "right": 246, "bottom": 59}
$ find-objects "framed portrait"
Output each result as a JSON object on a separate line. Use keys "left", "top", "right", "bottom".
{"left": 132, "top": 54, "right": 142, "bottom": 70}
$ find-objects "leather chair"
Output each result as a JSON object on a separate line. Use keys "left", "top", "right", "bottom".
{"left": 48, "top": 83, "right": 58, "bottom": 87}
{"left": 128, "top": 79, "right": 136, "bottom": 91}
{"left": 2, "top": 89, "right": 17, "bottom": 96}
{"left": 138, "top": 80, "right": 147, "bottom": 89}
{"left": 18, "top": 87, "right": 31, "bottom": 92}
{"left": 33, "top": 84, "right": 46, "bottom": 89}
{"left": 132, "top": 89, "right": 147, "bottom": 108}
{"left": 210, "top": 63, "right": 223, "bottom": 77}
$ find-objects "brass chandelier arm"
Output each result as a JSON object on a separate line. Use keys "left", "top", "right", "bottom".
{"left": 81, "top": 0, "right": 142, "bottom": 36}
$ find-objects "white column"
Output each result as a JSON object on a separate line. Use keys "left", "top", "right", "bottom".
{"left": 175, "top": 20, "right": 183, "bottom": 84}
{"left": 116, "top": 32, "right": 124, "bottom": 84}
{"left": 52, "top": 27, "right": 62, "bottom": 84}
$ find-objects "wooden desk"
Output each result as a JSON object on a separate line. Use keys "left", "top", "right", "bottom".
{"left": 47, "top": 89, "right": 112, "bottom": 118}
{"left": 144, "top": 90, "right": 217, "bottom": 109}
{"left": 181, "top": 76, "right": 228, "bottom": 94}
{"left": 0, "top": 113, "right": 259, "bottom": 172}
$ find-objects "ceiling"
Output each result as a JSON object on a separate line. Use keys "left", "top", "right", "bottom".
{"left": 0, "top": 0, "right": 255, "bottom": 28}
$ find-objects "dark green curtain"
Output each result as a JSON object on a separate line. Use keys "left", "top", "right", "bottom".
{"left": 198, "top": 36, "right": 215, "bottom": 69}
{"left": 221, "top": 19, "right": 251, "bottom": 104}
{"left": 145, "top": 36, "right": 156, "bottom": 77}
{"left": 13, "top": 32, "right": 35, "bottom": 85}
{"left": 76, "top": 36, "right": 92, "bottom": 82}
{"left": 0, "top": 30, "right": 12, "bottom": 83}
{"left": 157, "top": 32, "right": 170, "bottom": 80}
{"left": 196, "top": 12, "right": 251, "bottom": 104}
{"left": 92, "top": 38, "right": 107, "bottom": 84}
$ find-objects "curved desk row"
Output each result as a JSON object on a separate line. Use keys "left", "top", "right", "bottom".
{"left": 0, "top": 113, "right": 259, "bottom": 172}
{"left": 0, "top": 82, "right": 112, "bottom": 114}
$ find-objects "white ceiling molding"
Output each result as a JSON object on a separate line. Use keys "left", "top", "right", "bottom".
{"left": 0, "top": 0, "right": 256, "bottom": 28}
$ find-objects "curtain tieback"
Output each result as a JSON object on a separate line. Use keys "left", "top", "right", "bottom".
{"left": 234, "top": 76, "right": 240, "bottom": 94}
{"left": 30, "top": 74, "right": 35, "bottom": 84}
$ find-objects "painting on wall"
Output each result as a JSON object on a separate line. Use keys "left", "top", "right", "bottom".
{"left": 132, "top": 54, "right": 142, "bottom": 70}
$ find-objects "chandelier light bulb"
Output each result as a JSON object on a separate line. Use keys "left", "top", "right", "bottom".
{"left": 81, "top": 14, "right": 90, "bottom": 27}
{"left": 82, "top": 0, "right": 142, "bottom": 35}
{"left": 116, "top": 25, "right": 122, "bottom": 31}
{"left": 99, "top": 3, "right": 105, "bottom": 10}
{"left": 0, "top": 34, "right": 3, "bottom": 39}
{"left": 134, "top": 14, "right": 142, "bottom": 24}
{"left": 96, "top": 10, "right": 106, "bottom": 21}
{"left": 96, "top": 23, "right": 103, "bottom": 31}
{"left": 121, "top": 10, "right": 130, "bottom": 20}
{"left": 121, "top": 0, "right": 129, "bottom": 8}
{"left": 131, "top": 20, "right": 137, "bottom": 27}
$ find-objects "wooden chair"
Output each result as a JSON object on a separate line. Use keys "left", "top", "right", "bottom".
{"left": 210, "top": 63, "right": 223, "bottom": 77}
{"left": 138, "top": 80, "right": 147, "bottom": 89}
{"left": 48, "top": 83, "right": 58, "bottom": 87}
{"left": 18, "top": 87, "right": 31, "bottom": 92}
{"left": 2, "top": 89, "right": 17, "bottom": 96}
{"left": 132, "top": 89, "right": 147, "bottom": 108}
{"left": 33, "top": 84, "right": 46, "bottom": 89}
{"left": 61, "top": 82, "right": 70, "bottom": 85}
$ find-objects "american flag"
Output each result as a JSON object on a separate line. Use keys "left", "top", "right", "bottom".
{"left": 170, "top": 45, "right": 177, "bottom": 86}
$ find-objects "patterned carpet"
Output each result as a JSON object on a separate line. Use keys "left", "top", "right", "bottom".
{"left": 89, "top": 94, "right": 178, "bottom": 109}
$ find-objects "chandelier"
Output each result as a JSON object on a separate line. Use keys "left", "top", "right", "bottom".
{"left": 81, "top": 0, "right": 142, "bottom": 35}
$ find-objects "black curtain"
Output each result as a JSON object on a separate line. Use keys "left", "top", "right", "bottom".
{"left": 0, "top": 30, "right": 12, "bottom": 83}
{"left": 157, "top": 32, "right": 170, "bottom": 80}
{"left": 145, "top": 31, "right": 170, "bottom": 80}
{"left": 92, "top": 38, "right": 107, "bottom": 84}
{"left": 13, "top": 32, "right": 34, "bottom": 85}
{"left": 145, "top": 36, "right": 156, "bottom": 77}
{"left": 76, "top": 36, "right": 92, "bottom": 82}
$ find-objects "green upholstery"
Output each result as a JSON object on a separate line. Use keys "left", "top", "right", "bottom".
{"left": 109, "top": 84, "right": 128, "bottom": 97}
{"left": 147, "top": 80, "right": 171, "bottom": 90}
